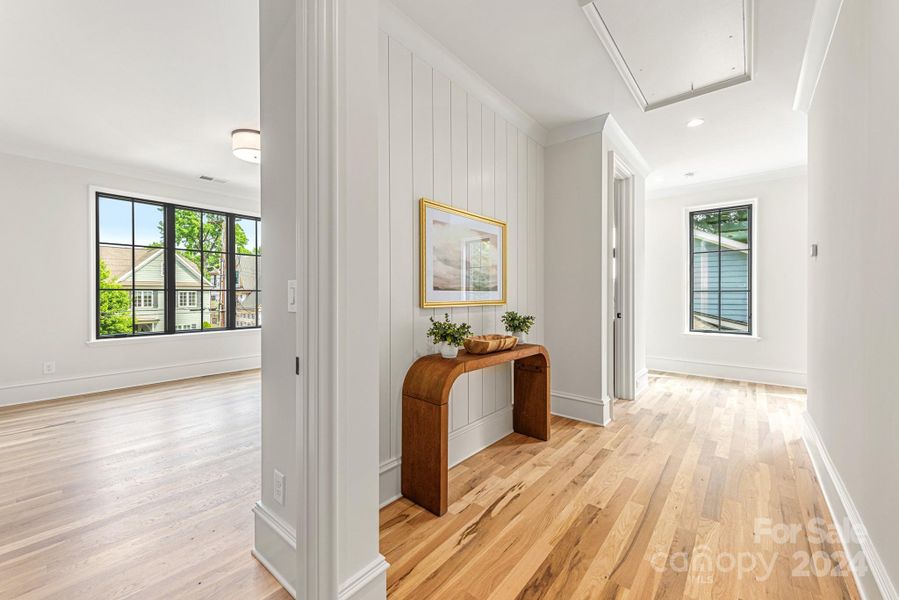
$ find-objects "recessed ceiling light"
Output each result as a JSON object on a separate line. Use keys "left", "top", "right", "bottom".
{"left": 686, "top": 118, "right": 705, "bottom": 128}
{"left": 232, "top": 129, "right": 261, "bottom": 164}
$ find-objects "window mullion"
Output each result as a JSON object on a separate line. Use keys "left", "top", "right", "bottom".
{"left": 164, "top": 205, "right": 176, "bottom": 334}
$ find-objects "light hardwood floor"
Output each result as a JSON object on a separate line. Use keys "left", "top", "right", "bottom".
{"left": 0, "top": 370, "right": 289, "bottom": 600}
{"left": 380, "top": 372, "right": 862, "bottom": 599}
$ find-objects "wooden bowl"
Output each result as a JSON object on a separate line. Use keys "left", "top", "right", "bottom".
{"left": 463, "top": 334, "right": 518, "bottom": 355}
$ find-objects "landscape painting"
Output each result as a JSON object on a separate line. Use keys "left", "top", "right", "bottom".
{"left": 420, "top": 198, "right": 506, "bottom": 307}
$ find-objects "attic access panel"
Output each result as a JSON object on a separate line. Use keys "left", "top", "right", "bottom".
{"left": 582, "top": 0, "right": 753, "bottom": 111}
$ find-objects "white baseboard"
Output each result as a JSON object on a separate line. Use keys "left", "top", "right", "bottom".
{"left": 338, "top": 555, "right": 390, "bottom": 600}
{"left": 0, "top": 354, "right": 262, "bottom": 407}
{"left": 646, "top": 356, "right": 806, "bottom": 388}
{"left": 635, "top": 368, "right": 650, "bottom": 395}
{"left": 448, "top": 405, "right": 513, "bottom": 467}
{"left": 801, "top": 413, "right": 898, "bottom": 600}
{"left": 379, "top": 457, "right": 403, "bottom": 507}
{"left": 551, "top": 390, "right": 611, "bottom": 426}
{"left": 378, "top": 405, "right": 515, "bottom": 505}
{"left": 252, "top": 501, "right": 297, "bottom": 598}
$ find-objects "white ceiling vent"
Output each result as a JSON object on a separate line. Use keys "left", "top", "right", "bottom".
{"left": 581, "top": 0, "right": 754, "bottom": 111}
{"left": 199, "top": 175, "right": 229, "bottom": 184}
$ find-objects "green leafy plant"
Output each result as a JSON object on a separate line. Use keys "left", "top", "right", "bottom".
{"left": 501, "top": 311, "right": 535, "bottom": 335}
{"left": 427, "top": 313, "right": 473, "bottom": 347}
{"left": 98, "top": 259, "right": 132, "bottom": 336}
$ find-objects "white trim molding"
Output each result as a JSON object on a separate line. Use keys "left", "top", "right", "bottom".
{"left": 252, "top": 502, "right": 298, "bottom": 599}
{"left": 546, "top": 115, "right": 651, "bottom": 176}
{"left": 646, "top": 356, "right": 806, "bottom": 388}
{"left": 379, "top": 0, "right": 547, "bottom": 145}
{"left": 379, "top": 458, "right": 403, "bottom": 508}
{"left": 580, "top": 0, "right": 755, "bottom": 112}
{"left": 793, "top": 0, "right": 845, "bottom": 113}
{"left": 0, "top": 355, "right": 261, "bottom": 407}
{"left": 635, "top": 368, "right": 650, "bottom": 395}
{"left": 551, "top": 390, "right": 612, "bottom": 426}
{"left": 378, "top": 406, "right": 516, "bottom": 506}
{"left": 802, "top": 413, "right": 899, "bottom": 600}
{"left": 338, "top": 555, "right": 391, "bottom": 600}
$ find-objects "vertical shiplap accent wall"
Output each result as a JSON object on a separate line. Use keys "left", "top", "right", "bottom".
{"left": 378, "top": 32, "right": 545, "bottom": 493}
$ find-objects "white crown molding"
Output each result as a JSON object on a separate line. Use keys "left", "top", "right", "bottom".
{"left": 0, "top": 147, "right": 259, "bottom": 204}
{"left": 802, "top": 413, "right": 899, "bottom": 600}
{"left": 379, "top": 0, "right": 548, "bottom": 145}
{"left": 546, "top": 114, "right": 651, "bottom": 177}
{"left": 545, "top": 114, "right": 608, "bottom": 146}
{"left": 603, "top": 115, "right": 652, "bottom": 177}
{"left": 793, "top": 0, "right": 845, "bottom": 113}
{"left": 647, "top": 164, "right": 808, "bottom": 199}
{"left": 580, "top": 0, "right": 755, "bottom": 112}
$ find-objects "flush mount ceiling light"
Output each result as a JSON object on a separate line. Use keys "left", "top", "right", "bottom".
{"left": 686, "top": 118, "right": 705, "bottom": 128}
{"left": 231, "top": 129, "right": 260, "bottom": 164}
{"left": 684, "top": 172, "right": 696, "bottom": 178}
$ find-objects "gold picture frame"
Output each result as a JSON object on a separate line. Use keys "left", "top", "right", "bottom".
{"left": 419, "top": 198, "right": 507, "bottom": 308}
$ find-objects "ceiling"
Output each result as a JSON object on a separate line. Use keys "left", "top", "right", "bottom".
{"left": 0, "top": 1, "right": 811, "bottom": 196}
{"left": 0, "top": 0, "right": 259, "bottom": 199}
{"left": 389, "top": 0, "right": 814, "bottom": 191}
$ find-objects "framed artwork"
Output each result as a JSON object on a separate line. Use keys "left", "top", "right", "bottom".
{"left": 419, "top": 198, "right": 506, "bottom": 308}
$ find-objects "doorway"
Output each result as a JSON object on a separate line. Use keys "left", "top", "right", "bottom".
{"left": 610, "top": 152, "right": 636, "bottom": 401}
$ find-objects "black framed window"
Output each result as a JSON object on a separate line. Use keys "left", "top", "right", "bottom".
{"left": 95, "top": 192, "right": 261, "bottom": 338}
{"left": 689, "top": 204, "right": 752, "bottom": 335}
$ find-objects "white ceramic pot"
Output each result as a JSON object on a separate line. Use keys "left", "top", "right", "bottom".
{"left": 439, "top": 343, "right": 459, "bottom": 359}
{"left": 515, "top": 332, "right": 526, "bottom": 344}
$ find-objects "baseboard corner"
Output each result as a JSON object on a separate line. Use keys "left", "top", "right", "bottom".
{"left": 338, "top": 554, "right": 390, "bottom": 600}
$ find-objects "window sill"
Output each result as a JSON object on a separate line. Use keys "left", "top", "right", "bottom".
{"left": 681, "top": 331, "right": 761, "bottom": 341}
{"left": 86, "top": 328, "right": 260, "bottom": 346}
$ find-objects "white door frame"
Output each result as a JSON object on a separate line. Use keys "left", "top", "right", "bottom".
{"left": 609, "top": 151, "right": 637, "bottom": 401}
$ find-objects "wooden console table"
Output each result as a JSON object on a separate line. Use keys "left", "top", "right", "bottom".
{"left": 401, "top": 344, "right": 551, "bottom": 516}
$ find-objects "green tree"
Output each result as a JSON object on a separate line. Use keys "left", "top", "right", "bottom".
{"left": 156, "top": 210, "right": 253, "bottom": 272}
{"left": 98, "top": 259, "right": 132, "bottom": 335}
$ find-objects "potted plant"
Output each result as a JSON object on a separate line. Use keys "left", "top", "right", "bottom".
{"left": 427, "top": 313, "right": 473, "bottom": 359}
{"left": 501, "top": 311, "right": 535, "bottom": 343}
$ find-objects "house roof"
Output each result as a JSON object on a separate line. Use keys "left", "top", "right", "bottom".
{"left": 99, "top": 245, "right": 209, "bottom": 288}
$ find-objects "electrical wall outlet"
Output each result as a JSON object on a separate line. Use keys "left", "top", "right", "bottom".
{"left": 42, "top": 361, "right": 56, "bottom": 375}
{"left": 273, "top": 469, "right": 285, "bottom": 505}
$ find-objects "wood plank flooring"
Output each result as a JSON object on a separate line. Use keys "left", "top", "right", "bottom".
{"left": 0, "top": 370, "right": 289, "bottom": 600}
{"left": 380, "top": 372, "right": 862, "bottom": 599}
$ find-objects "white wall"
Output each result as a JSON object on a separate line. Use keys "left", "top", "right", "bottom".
{"left": 377, "top": 10, "right": 545, "bottom": 504}
{"left": 544, "top": 117, "right": 648, "bottom": 423}
{"left": 805, "top": 0, "right": 899, "bottom": 596}
{"left": 645, "top": 171, "right": 808, "bottom": 387}
{"left": 0, "top": 152, "right": 260, "bottom": 407}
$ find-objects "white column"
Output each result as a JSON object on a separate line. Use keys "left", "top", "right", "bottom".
{"left": 256, "top": 0, "right": 386, "bottom": 599}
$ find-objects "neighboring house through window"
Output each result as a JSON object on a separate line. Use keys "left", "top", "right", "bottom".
{"left": 95, "top": 192, "right": 261, "bottom": 338}
{"left": 689, "top": 204, "right": 753, "bottom": 335}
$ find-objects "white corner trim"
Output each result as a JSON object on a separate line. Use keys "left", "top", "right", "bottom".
{"left": 551, "top": 390, "right": 612, "bottom": 426}
{"left": 0, "top": 355, "right": 261, "bottom": 407}
{"left": 647, "top": 164, "right": 807, "bottom": 199}
{"left": 602, "top": 115, "right": 652, "bottom": 176}
{"left": 646, "top": 356, "right": 806, "bottom": 388}
{"left": 338, "top": 555, "right": 391, "bottom": 600}
{"left": 252, "top": 502, "right": 298, "bottom": 598}
{"left": 801, "top": 413, "right": 898, "bottom": 600}
{"left": 793, "top": 0, "right": 845, "bottom": 113}
{"left": 378, "top": 0, "right": 547, "bottom": 145}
